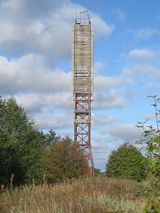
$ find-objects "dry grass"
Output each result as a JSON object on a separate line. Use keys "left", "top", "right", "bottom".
{"left": 0, "top": 177, "right": 146, "bottom": 213}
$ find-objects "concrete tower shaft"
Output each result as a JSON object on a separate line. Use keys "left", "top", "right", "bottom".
{"left": 73, "top": 11, "right": 94, "bottom": 176}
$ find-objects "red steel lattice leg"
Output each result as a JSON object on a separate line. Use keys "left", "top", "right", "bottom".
{"left": 74, "top": 93, "right": 94, "bottom": 176}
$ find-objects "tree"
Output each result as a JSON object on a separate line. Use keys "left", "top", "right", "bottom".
{"left": 44, "top": 129, "right": 60, "bottom": 147}
{"left": 106, "top": 143, "right": 146, "bottom": 181}
{"left": 45, "top": 137, "right": 87, "bottom": 183}
{"left": 137, "top": 96, "right": 160, "bottom": 212}
{"left": 137, "top": 95, "right": 160, "bottom": 177}
{"left": 94, "top": 168, "right": 101, "bottom": 176}
{"left": 0, "top": 97, "right": 46, "bottom": 185}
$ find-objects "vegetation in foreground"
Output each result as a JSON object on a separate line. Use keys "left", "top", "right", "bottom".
{"left": 0, "top": 177, "right": 146, "bottom": 213}
{"left": 0, "top": 97, "right": 160, "bottom": 212}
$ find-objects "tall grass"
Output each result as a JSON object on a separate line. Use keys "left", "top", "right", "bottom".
{"left": 0, "top": 177, "right": 146, "bottom": 213}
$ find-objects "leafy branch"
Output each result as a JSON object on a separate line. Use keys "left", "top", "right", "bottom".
{"left": 136, "top": 95, "right": 160, "bottom": 176}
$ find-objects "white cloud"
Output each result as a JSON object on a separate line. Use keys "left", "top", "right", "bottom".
{"left": 122, "top": 64, "right": 160, "bottom": 81}
{"left": 112, "top": 6, "right": 126, "bottom": 21}
{"left": 91, "top": 15, "right": 114, "bottom": 38}
{"left": 128, "top": 48, "right": 155, "bottom": 59}
{"left": 0, "top": 54, "right": 71, "bottom": 94}
{"left": 133, "top": 27, "right": 159, "bottom": 39}
{"left": 95, "top": 75, "right": 121, "bottom": 90}
{"left": 33, "top": 112, "right": 72, "bottom": 129}
{"left": 0, "top": 0, "right": 114, "bottom": 58}
{"left": 0, "top": 0, "right": 66, "bottom": 19}
{"left": 95, "top": 70, "right": 132, "bottom": 92}
{"left": 0, "top": 52, "right": 129, "bottom": 110}
{"left": 93, "top": 115, "right": 115, "bottom": 126}
{"left": 108, "top": 124, "right": 143, "bottom": 141}
{"left": 15, "top": 92, "right": 72, "bottom": 113}
{"left": 94, "top": 89, "right": 127, "bottom": 109}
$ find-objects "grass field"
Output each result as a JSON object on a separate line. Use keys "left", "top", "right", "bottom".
{"left": 0, "top": 177, "right": 146, "bottom": 213}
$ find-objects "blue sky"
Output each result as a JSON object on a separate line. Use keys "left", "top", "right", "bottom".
{"left": 0, "top": 0, "right": 160, "bottom": 171}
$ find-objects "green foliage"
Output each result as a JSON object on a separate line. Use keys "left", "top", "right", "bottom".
{"left": 0, "top": 97, "right": 46, "bottom": 185}
{"left": 45, "top": 137, "right": 87, "bottom": 182}
{"left": 94, "top": 168, "right": 101, "bottom": 176}
{"left": 137, "top": 96, "right": 160, "bottom": 177}
{"left": 142, "top": 177, "right": 160, "bottom": 212}
{"left": 106, "top": 143, "right": 146, "bottom": 181}
{"left": 137, "top": 127, "right": 160, "bottom": 177}
{"left": 44, "top": 129, "right": 60, "bottom": 146}
{"left": 143, "top": 197, "right": 160, "bottom": 213}
{"left": 147, "top": 136, "right": 160, "bottom": 177}
{"left": 137, "top": 96, "right": 160, "bottom": 213}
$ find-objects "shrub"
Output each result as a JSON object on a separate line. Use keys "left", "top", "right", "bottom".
{"left": 45, "top": 137, "right": 87, "bottom": 182}
{"left": 106, "top": 143, "right": 146, "bottom": 181}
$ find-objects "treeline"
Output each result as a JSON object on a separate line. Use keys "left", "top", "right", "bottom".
{"left": 0, "top": 97, "right": 159, "bottom": 187}
{"left": 0, "top": 97, "right": 87, "bottom": 186}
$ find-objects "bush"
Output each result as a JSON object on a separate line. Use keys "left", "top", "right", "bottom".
{"left": 45, "top": 137, "right": 87, "bottom": 182}
{"left": 106, "top": 143, "right": 146, "bottom": 181}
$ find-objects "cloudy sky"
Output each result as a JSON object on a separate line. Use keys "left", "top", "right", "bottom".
{"left": 1, "top": 0, "right": 160, "bottom": 171}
